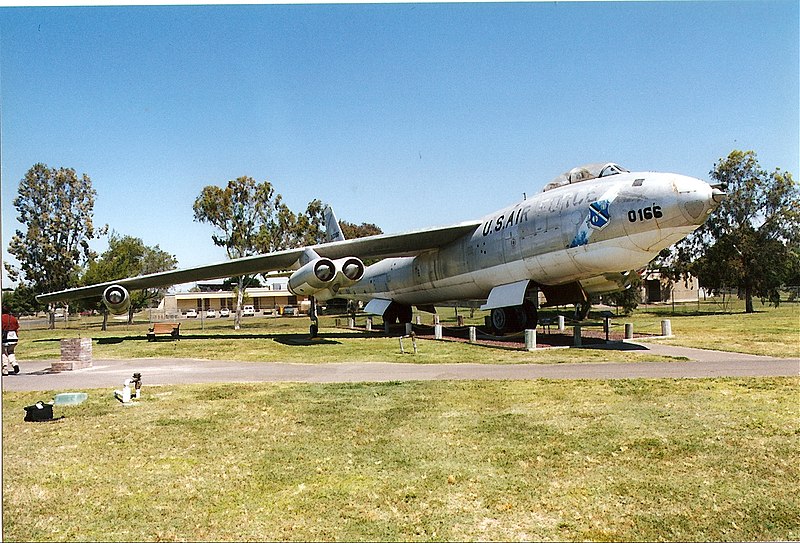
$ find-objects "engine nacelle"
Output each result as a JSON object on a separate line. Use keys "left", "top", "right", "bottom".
{"left": 288, "top": 258, "right": 337, "bottom": 296}
{"left": 287, "top": 256, "right": 365, "bottom": 297}
{"left": 102, "top": 285, "right": 131, "bottom": 315}
{"left": 332, "top": 257, "right": 365, "bottom": 287}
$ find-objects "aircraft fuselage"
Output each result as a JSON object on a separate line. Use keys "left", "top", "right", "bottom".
{"left": 339, "top": 170, "right": 721, "bottom": 307}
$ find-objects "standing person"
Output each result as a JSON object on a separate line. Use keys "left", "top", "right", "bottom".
{"left": 2, "top": 309, "right": 20, "bottom": 375}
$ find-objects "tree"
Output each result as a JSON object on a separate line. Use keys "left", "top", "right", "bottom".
{"left": 193, "top": 176, "right": 282, "bottom": 330}
{"left": 340, "top": 220, "right": 383, "bottom": 240}
{"left": 82, "top": 234, "right": 178, "bottom": 328}
{"left": 1, "top": 284, "right": 40, "bottom": 316}
{"left": 5, "top": 164, "right": 105, "bottom": 327}
{"left": 662, "top": 151, "right": 799, "bottom": 313}
{"left": 603, "top": 273, "right": 643, "bottom": 315}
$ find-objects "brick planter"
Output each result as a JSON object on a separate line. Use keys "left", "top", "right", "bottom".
{"left": 53, "top": 338, "right": 93, "bottom": 372}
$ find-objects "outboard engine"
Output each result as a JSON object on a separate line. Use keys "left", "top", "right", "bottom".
{"left": 102, "top": 285, "right": 131, "bottom": 315}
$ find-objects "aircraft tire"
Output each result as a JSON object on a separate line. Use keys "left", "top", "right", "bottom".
{"left": 383, "top": 305, "right": 398, "bottom": 325}
{"left": 397, "top": 304, "right": 413, "bottom": 324}
{"left": 490, "top": 307, "right": 514, "bottom": 335}
{"left": 309, "top": 323, "right": 319, "bottom": 338}
{"left": 517, "top": 301, "right": 538, "bottom": 330}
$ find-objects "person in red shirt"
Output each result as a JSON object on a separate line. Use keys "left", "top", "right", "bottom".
{"left": 2, "top": 309, "right": 20, "bottom": 375}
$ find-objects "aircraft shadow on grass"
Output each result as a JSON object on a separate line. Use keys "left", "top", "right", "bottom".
{"left": 32, "top": 330, "right": 650, "bottom": 351}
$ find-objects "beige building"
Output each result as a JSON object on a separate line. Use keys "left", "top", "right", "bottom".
{"left": 640, "top": 270, "right": 701, "bottom": 304}
{"left": 155, "top": 278, "right": 309, "bottom": 318}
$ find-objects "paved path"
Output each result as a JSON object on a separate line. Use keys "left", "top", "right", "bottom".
{"left": 2, "top": 341, "right": 797, "bottom": 392}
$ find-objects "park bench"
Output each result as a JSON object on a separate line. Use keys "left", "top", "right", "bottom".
{"left": 147, "top": 322, "right": 180, "bottom": 342}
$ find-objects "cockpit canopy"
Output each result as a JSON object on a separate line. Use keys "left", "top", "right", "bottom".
{"left": 542, "top": 163, "right": 629, "bottom": 192}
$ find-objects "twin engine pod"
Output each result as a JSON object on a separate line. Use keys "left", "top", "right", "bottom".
{"left": 288, "top": 256, "right": 365, "bottom": 300}
{"left": 102, "top": 285, "right": 131, "bottom": 315}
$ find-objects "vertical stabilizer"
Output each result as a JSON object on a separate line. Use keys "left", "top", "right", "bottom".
{"left": 323, "top": 206, "right": 345, "bottom": 243}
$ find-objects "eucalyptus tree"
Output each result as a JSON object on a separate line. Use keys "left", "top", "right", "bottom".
{"left": 6, "top": 163, "right": 105, "bottom": 327}
{"left": 659, "top": 150, "right": 799, "bottom": 312}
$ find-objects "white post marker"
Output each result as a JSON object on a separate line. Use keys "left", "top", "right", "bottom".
{"left": 625, "top": 323, "right": 633, "bottom": 339}
{"left": 525, "top": 329, "right": 537, "bottom": 351}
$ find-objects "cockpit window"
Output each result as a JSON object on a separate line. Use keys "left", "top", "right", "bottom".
{"left": 542, "top": 162, "right": 629, "bottom": 192}
{"left": 599, "top": 163, "right": 628, "bottom": 177}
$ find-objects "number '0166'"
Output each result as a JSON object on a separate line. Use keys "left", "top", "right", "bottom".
{"left": 628, "top": 205, "right": 662, "bottom": 222}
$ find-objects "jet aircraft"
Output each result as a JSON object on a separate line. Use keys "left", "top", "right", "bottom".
{"left": 37, "top": 163, "right": 725, "bottom": 335}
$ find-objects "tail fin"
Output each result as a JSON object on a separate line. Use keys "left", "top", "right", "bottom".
{"left": 323, "top": 206, "right": 345, "bottom": 243}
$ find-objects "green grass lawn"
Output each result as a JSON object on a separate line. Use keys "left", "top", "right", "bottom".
{"left": 3, "top": 378, "right": 798, "bottom": 541}
{"left": 625, "top": 301, "right": 799, "bottom": 358}
{"left": 15, "top": 298, "right": 798, "bottom": 362}
{"left": 15, "top": 314, "right": 682, "bottom": 365}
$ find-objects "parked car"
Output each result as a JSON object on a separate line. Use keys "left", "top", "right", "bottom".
{"left": 205, "top": 309, "right": 217, "bottom": 318}
{"left": 282, "top": 306, "right": 297, "bottom": 316}
{"left": 219, "top": 308, "right": 230, "bottom": 318}
{"left": 242, "top": 305, "right": 255, "bottom": 317}
{"left": 185, "top": 309, "right": 198, "bottom": 318}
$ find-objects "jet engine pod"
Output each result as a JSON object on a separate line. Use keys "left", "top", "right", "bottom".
{"left": 333, "top": 257, "right": 365, "bottom": 287}
{"left": 288, "top": 257, "right": 337, "bottom": 296}
{"left": 102, "top": 285, "right": 131, "bottom": 315}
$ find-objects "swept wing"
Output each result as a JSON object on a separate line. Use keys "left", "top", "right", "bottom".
{"left": 36, "top": 220, "right": 481, "bottom": 304}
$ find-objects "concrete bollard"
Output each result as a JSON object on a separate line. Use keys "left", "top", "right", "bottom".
{"left": 573, "top": 326, "right": 581, "bottom": 346}
{"left": 661, "top": 319, "right": 672, "bottom": 337}
{"left": 348, "top": 317, "right": 355, "bottom": 329}
{"left": 469, "top": 326, "right": 477, "bottom": 343}
{"left": 434, "top": 324, "right": 443, "bottom": 340}
{"left": 525, "top": 329, "right": 537, "bottom": 351}
{"left": 366, "top": 317, "right": 373, "bottom": 332}
{"left": 624, "top": 323, "right": 633, "bottom": 339}
{"left": 557, "top": 315, "right": 565, "bottom": 331}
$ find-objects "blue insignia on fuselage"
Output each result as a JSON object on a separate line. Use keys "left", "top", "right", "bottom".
{"left": 588, "top": 200, "right": 610, "bottom": 230}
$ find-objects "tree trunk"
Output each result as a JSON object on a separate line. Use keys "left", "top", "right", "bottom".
{"left": 745, "top": 286, "right": 754, "bottom": 313}
{"left": 234, "top": 278, "right": 244, "bottom": 331}
{"left": 48, "top": 304, "right": 55, "bottom": 330}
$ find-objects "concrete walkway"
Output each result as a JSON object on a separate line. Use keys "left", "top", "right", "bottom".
{"left": 2, "top": 341, "right": 797, "bottom": 392}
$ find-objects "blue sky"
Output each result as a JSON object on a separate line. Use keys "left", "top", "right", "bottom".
{"left": 2, "top": 2, "right": 798, "bottom": 287}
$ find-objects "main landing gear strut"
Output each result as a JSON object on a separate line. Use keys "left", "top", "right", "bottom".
{"left": 309, "top": 296, "right": 319, "bottom": 338}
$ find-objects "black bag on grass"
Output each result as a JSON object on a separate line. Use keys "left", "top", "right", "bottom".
{"left": 24, "top": 401, "right": 54, "bottom": 422}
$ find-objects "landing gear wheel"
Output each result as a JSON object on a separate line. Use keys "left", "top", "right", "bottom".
{"left": 490, "top": 307, "right": 513, "bottom": 335}
{"left": 518, "top": 301, "right": 538, "bottom": 330}
{"left": 309, "top": 323, "right": 319, "bottom": 338}
{"left": 383, "top": 306, "right": 398, "bottom": 325}
{"left": 397, "top": 304, "right": 413, "bottom": 324}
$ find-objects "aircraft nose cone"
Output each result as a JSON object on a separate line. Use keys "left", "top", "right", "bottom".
{"left": 674, "top": 175, "right": 723, "bottom": 224}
